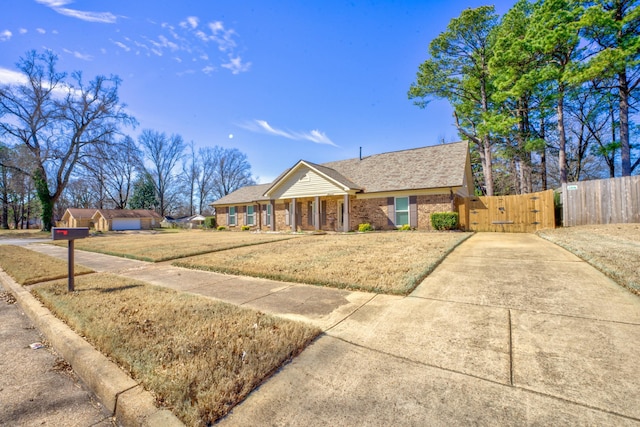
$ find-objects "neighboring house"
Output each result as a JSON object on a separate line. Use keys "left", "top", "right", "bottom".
{"left": 162, "top": 214, "right": 207, "bottom": 228}
{"left": 91, "top": 209, "right": 162, "bottom": 231}
{"left": 60, "top": 208, "right": 97, "bottom": 228}
{"left": 211, "top": 141, "right": 473, "bottom": 232}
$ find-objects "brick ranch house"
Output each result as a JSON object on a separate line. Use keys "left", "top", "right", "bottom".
{"left": 211, "top": 141, "right": 473, "bottom": 232}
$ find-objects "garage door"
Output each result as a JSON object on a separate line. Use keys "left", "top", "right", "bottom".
{"left": 112, "top": 218, "right": 141, "bottom": 231}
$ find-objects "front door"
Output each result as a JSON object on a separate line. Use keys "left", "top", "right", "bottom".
{"left": 337, "top": 200, "right": 344, "bottom": 231}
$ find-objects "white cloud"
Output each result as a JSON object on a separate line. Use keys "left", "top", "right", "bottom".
{"left": 51, "top": 29, "right": 59, "bottom": 34}
{"left": 221, "top": 55, "right": 251, "bottom": 74}
{"left": 194, "top": 30, "right": 208, "bottom": 42}
{"left": 63, "top": 48, "right": 93, "bottom": 61}
{"left": 0, "top": 66, "right": 79, "bottom": 97}
{"left": 202, "top": 65, "right": 216, "bottom": 74}
{"left": 112, "top": 40, "right": 130, "bottom": 52}
{"left": 304, "top": 130, "right": 335, "bottom": 146}
{"left": 209, "top": 21, "right": 224, "bottom": 33}
{"left": 37, "top": 28, "right": 46, "bottom": 34}
{"left": 240, "top": 120, "right": 338, "bottom": 147}
{"left": 19, "top": 28, "right": 27, "bottom": 34}
{"left": 0, "top": 67, "right": 28, "bottom": 85}
{"left": 35, "top": 0, "right": 117, "bottom": 23}
{"left": 187, "top": 16, "right": 199, "bottom": 29}
{"left": 0, "top": 30, "right": 12, "bottom": 41}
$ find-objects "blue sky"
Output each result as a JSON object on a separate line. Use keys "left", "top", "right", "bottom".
{"left": 1, "top": 0, "right": 514, "bottom": 183}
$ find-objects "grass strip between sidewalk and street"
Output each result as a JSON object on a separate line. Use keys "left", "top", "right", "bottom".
{"left": 0, "top": 245, "right": 94, "bottom": 285}
{"left": 174, "top": 231, "right": 473, "bottom": 295}
{"left": 51, "top": 230, "right": 295, "bottom": 262}
{"left": 537, "top": 224, "right": 640, "bottom": 296}
{"left": 31, "top": 274, "right": 320, "bottom": 426}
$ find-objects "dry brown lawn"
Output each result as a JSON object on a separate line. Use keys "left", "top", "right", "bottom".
{"left": 0, "top": 245, "right": 93, "bottom": 285}
{"left": 538, "top": 224, "right": 640, "bottom": 296}
{"left": 53, "top": 230, "right": 295, "bottom": 262}
{"left": 0, "top": 229, "right": 49, "bottom": 238}
{"left": 174, "top": 231, "right": 472, "bottom": 295}
{"left": 32, "top": 274, "right": 320, "bottom": 426}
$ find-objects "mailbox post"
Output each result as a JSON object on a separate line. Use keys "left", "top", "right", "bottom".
{"left": 51, "top": 227, "right": 89, "bottom": 292}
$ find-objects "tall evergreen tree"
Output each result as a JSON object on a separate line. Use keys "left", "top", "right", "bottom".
{"left": 409, "top": 6, "right": 500, "bottom": 195}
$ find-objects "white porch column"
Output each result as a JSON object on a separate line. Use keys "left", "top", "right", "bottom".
{"left": 314, "top": 196, "right": 320, "bottom": 230}
{"left": 343, "top": 194, "right": 350, "bottom": 232}
{"left": 270, "top": 200, "right": 276, "bottom": 232}
{"left": 291, "top": 197, "right": 297, "bottom": 231}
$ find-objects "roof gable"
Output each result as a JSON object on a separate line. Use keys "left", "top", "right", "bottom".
{"left": 63, "top": 208, "right": 97, "bottom": 220}
{"left": 264, "top": 160, "right": 361, "bottom": 199}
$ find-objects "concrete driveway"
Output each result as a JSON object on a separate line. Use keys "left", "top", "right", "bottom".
{"left": 5, "top": 234, "right": 639, "bottom": 425}
{"left": 219, "top": 233, "right": 640, "bottom": 425}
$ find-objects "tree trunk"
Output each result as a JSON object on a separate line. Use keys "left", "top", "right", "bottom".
{"left": 480, "top": 75, "right": 494, "bottom": 196}
{"left": 619, "top": 70, "right": 630, "bottom": 176}
{"left": 557, "top": 85, "right": 568, "bottom": 184}
{"left": 1, "top": 166, "right": 8, "bottom": 229}
{"left": 33, "top": 167, "right": 55, "bottom": 231}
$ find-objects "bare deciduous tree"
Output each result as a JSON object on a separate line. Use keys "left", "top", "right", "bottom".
{"left": 138, "top": 129, "right": 185, "bottom": 217}
{"left": 211, "top": 147, "right": 256, "bottom": 200}
{"left": 0, "top": 50, "right": 135, "bottom": 230}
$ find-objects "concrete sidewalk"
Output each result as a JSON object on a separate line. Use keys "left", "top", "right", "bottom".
{"left": 26, "top": 243, "right": 376, "bottom": 330}
{"left": 219, "top": 233, "right": 640, "bottom": 425}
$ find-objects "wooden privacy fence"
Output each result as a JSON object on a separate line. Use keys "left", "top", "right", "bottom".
{"left": 561, "top": 176, "right": 640, "bottom": 227}
{"left": 457, "top": 189, "right": 555, "bottom": 233}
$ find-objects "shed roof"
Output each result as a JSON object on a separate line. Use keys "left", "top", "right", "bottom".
{"left": 92, "top": 209, "right": 162, "bottom": 220}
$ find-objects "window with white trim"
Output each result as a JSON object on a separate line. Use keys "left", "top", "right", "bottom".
{"left": 247, "top": 205, "right": 255, "bottom": 226}
{"left": 395, "top": 197, "right": 409, "bottom": 226}
{"left": 229, "top": 206, "right": 237, "bottom": 226}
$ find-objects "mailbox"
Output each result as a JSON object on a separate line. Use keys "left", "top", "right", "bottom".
{"left": 52, "top": 227, "right": 89, "bottom": 241}
{"left": 51, "top": 227, "right": 89, "bottom": 292}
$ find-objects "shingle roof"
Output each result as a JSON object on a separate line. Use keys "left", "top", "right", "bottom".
{"left": 322, "top": 142, "right": 469, "bottom": 193}
{"left": 93, "top": 209, "right": 162, "bottom": 220}
{"left": 64, "top": 208, "right": 97, "bottom": 219}
{"left": 211, "top": 142, "right": 469, "bottom": 205}
{"left": 212, "top": 183, "right": 272, "bottom": 206}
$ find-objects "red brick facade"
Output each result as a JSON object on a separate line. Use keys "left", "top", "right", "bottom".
{"left": 216, "top": 194, "right": 454, "bottom": 231}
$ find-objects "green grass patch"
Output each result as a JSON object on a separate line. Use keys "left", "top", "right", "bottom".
{"left": 32, "top": 274, "right": 320, "bottom": 425}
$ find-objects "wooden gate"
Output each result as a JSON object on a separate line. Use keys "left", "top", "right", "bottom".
{"left": 457, "top": 189, "right": 555, "bottom": 233}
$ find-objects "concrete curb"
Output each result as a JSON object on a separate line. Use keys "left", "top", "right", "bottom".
{"left": 0, "top": 271, "right": 183, "bottom": 427}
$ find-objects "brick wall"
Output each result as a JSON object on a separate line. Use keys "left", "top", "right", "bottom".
{"left": 350, "top": 194, "right": 453, "bottom": 231}
{"left": 218, "top": 193, "right": 454, "bottom": 232}
{"left": 350, "top": 198, "right": 393, "bottom": 230}
{"left": 417, "top": 194, "right": 452, "bottom": 230}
